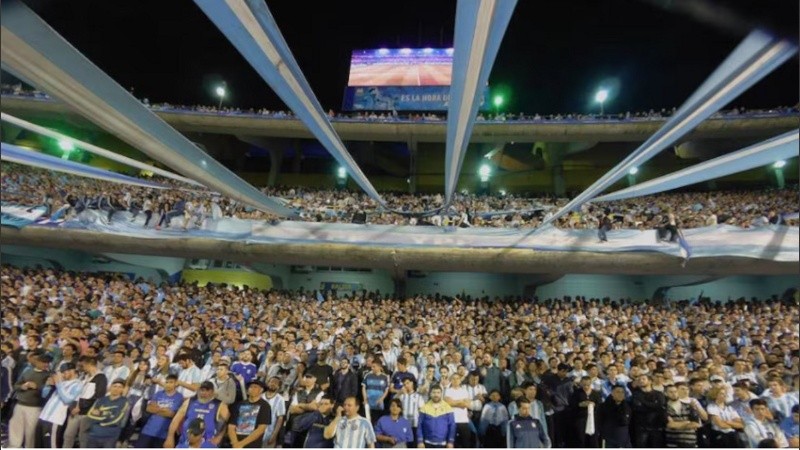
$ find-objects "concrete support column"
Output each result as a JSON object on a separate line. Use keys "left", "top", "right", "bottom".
{"left": 408, "top": 139, "right": 418, "bottom": 194}
{"left": 774, "top": 169, "right": 785, "bottom": 189}
{"left": 267, "top": 148, "right": 283, "bottom": 187}
{"left": 0, "top": 123, "right": 24, "bottom": 143}
{"left": 552, "top": 160, "right": 565, "bottom": 197}
{"left": 292, "top": 141, "right": 302, "bottom": 173}
{"left": 393, "top": 275, "right": 407, "bottom": 299}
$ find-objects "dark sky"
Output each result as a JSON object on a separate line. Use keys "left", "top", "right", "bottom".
{"left": 15, "top": 0, "right": 800, "bottom": 115}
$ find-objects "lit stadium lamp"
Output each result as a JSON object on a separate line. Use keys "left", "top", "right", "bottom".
{"left": 58, "top": 139, "right": 75, "bottom": 159}
{"left": 337, "top": 166, "right": 347, "bottom": 179}
{"left": 422, "top": 48, "right": 434, "bottom": 54}
{"left": 399, "top": 48, "right": 412, "bottom": 55}
{"left": 215, "top": 84, "right": 226, "bottom": 109}
{"left": 377, "top": 48, "right": 390, "bottom": 55}
{"left": 773, "top": 160, "right": 786, "bottom": 169}
{"left": 493, "top": 95, "right": 504, "bottom": 116}
{"left": 479, "top": 164, "right": 491, "bottom": 182}
{"left": 499, "top": 189, "right": 507, "bottom": 196}
{"left": 595, "top": 88, "right": 609, "bottom": 115}
{"left": 628, "top": 166, "right": 639, "bottom": 175}
{"left": 445, "top": 48, "right": 454, "bottom": 56}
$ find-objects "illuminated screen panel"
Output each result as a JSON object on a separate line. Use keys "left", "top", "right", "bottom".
{"left": 347, "top": 48, "right": 454, "bottom": 87}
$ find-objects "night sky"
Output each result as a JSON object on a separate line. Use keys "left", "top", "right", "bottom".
{"left": 15, "top": 0, "right": 800, "bottom": 115}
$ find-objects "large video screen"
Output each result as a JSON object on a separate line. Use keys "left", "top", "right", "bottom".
{"left": 347, "top": 48, "right": 453, "bottom": 87}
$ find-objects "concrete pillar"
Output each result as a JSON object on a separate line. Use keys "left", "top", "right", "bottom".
{"left": 774, "top": 169, "right": 785, "bottom": 189}
{"left": 551, "top": 163, "right": 567, "bottom": 197}
{"left": 393, "top": 275, "right": 407, "bottom": 299}
{"left": 292, "top": 141, "right": 302, "bottom": 173}
{"left": 0, "top": 122, "right": 24, "bottom": 143}
{"left": 408, "top": 139, "right": 418, "bottom": 194}
{"left": 267, "top": 148, "right": 283, "bottom": 187}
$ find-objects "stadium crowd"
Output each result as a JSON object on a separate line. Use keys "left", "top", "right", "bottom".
{"left": 3, "top": 83, "right": 798, "bottom": 124}
{"left": 2, "top": 162, "right": 798, "bottom": 232}
{"left": 0, "top": 264, "right": 798, "bottom": 449}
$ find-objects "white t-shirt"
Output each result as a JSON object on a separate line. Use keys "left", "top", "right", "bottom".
{"left": 707, "top": 403, "right": 740, "bottom": 433}
{"left": 444, "top": 386, "right": 470, "bottom": 423}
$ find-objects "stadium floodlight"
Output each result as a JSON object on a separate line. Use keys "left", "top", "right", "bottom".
{"left": 493, "top": 95, "right": 504, "bottom": 116}
{"left": 58, "top": 139, "right": 74, "bottom": 159}
{"left": 499, "top": 189, "right": 507, "bottom": 196}
{"left": 399, "top": 48, "right": 413, "bottom": 55}
{"left": 337, "top": 166, "right": 347, "bottom": 179}
{"left": 445, "top": 48, "right": 454, "bottom": 56}
{"left": 629, "top": 166, "right": 639, "bottom": 175}
{"left": 422, "top": 48, "right": 434, "bottom": 54}
{"left": 479, "top": 164, "right": 491, "bottom": 182}
{"left": 773, "top": 160, "right": 786, "bottom": 169}
{"left": 377, "top": 48, "right": 390, "bottom": 55}
{"left": 215, "top": 84, "right": 226, "bottom": 109}
{"left": 595, "top": 88, "right": 609, "bottom": 115}
{"left": 58, "top": 139, "right": 74, "bottom": 152}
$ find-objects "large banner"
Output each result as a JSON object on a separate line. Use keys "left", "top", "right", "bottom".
{"left": 34, "top": 209, "right": 800, "bottom": 262}
{"left": 0, "top": 203, "right": 48, "bottom": 228}
{"left": 343, "top": 86, "right": 489, "bottom": 112}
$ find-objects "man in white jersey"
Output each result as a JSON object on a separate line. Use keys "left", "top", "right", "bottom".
{"left": 324, "top": 396, "right": 376, "bottom": 448}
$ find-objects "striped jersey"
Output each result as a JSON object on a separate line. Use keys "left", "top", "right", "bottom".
{"left": 665, "top": 401, "right": 699, "bottom": 447}
{"left": 333, "top": 415, "right": 376, "bottom": 448}
{"left": 39, "top": 378, "right": 85, "bottom": 425}
{"left": 398, "top": 392, "right": 424, "bottom": 427}
{"left": 261, "top": 393, "right": 286, "bottom": 444}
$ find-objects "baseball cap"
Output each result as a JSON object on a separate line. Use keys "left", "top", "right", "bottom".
{"left": 218, "top": 356, "right": 232, "bottom": 366}
{"left": 199, "top": 381, "right": 215, "bottom": 391}
{"left": 59, "top": 362, "right": 76, "bottom": 373}
{"left": 710, "top": 375, "right": 725, "bottom": 382}
{"left": 111, "top": 378, "right": 127, "bottom": 386}
{"left": 248, "top": 380, "right": 266, "bottom": 390}
{"left": 187, "top": 417, "right": 206, "bottom": 436}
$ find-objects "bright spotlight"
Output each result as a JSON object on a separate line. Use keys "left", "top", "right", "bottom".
{"left": 377, "top": 48, "right": 390, "bottom": 55}
{"left": 399, "top": 48, "right": 412, "bottom": 55}
{"left": 445, "top": 48, "right": 454, "bottom": 56}
{"left": 215, "top": 86, "right": 226, "bottom": 98}
{"left": 478, "top": 164, "right": 491, "bottom": 182}
{"left": 773, "top": 160, "right": 786, "bottom": 169}
{"left": 595, "top": 89, "right": 609, "bottom": 103}
{"left": 422, "top": 48, "right": 434, "bottom": 54}
{"left": 629, "top": 167, "right": 639, "bottom": 175}
{"left": 337, "top": 167, "right": 347, "bottom": 179}
{"left": 499, "top": 189, "right": 507, "bottom": 196}
{"left": 58, "top": 140, "right": 75, "bottom": 152}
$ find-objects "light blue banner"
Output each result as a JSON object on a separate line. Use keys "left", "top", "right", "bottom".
{"left": 48, "top": 209, "right": 800, "bottom": 262}
{"left": 0, "top": 203, "right": 47, "bottom": 228}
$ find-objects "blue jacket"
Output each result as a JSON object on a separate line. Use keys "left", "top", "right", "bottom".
{"left": 506, "top": 416, "right": 550, "bottom": 448}
{"left": 417, "top": 401, "right": 456, "bottom": 446}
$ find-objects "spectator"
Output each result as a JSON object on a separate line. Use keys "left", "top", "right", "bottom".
{"left": 85, "top": 378, "right": 130, "bottom": 447}
{"left": 8, "top": 353, "right": 51, "bottom": 448}
{"left": 227, "top": 380, "right": 271, "bottom": 448}
{"left": 324, "top": 396, "right": 376, "bottom": 448}
{"left": 417, "top": 385, "right": 456, "bottom": 448}
{"left": 136, "top": 374, "right": 183, "bottom": 448}
{"left": 374, "top": 398, "right": 413, "bottom": 448}
{"left": 506, "top": 397, "right": 551, "bottom": 448}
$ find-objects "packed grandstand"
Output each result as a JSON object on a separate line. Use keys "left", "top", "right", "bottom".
{"left": 2, "top": 0, "right": 799, "bottom": 448}
{"left": 3, "top": 163, "right": 798, "bottom": 231}
{"left": 1, "top": 265, "right": 799, "bottom": 449}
